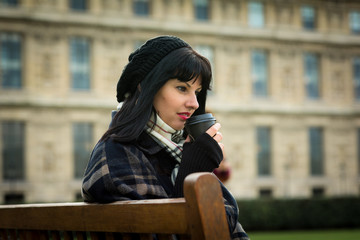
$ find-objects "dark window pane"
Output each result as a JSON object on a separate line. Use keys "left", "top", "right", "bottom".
{"left": 349, "top": 11, "right": 360, "bottom": 34}
{"left": 309, "top": 127, "right": 323, "bottom": 176}
{"left": 358, "top": 129, "right": 360, "bottom": 176}
{"left": 73, "top": 122, "right": 93, "bottom": 179}
{"left": 259, "top": 188, "right": 272, "bottom": 198}
{"left": 0, "top": 33, "right": 22, "bottom": 89}
{"left": 304, "top": 53, "right": 320, "bottom": 99}
{"left": 70, "top": 37, "right": 90, "bottom": 90}
{"left": 4, "top": 193, "right": 24, "bottom": 204}
{"left": 69, "top": 0, "right": 87, "bottom": 11}
{"left": 194, "top": 0, "right": 209, "bottom": 21}
{"left": 2, "top": 121, "right": 25, "bottom": 180}
{"left": 354, "top": 57, "right": 360, "bottom": 100}
{"left": 312, "top": 187, "right": 325, "bottom": 198}
{"left": 252, "top": 50, "right": 268, "bottom": 97}
{"left": 302, "top": 6, "right": 315, "bottom": 30}
{"left": 0, "top": 0, "right": 18, "bottom": 6}
{"left": 257, "top": 127, "right": 271, "bottom": 176}
{"left": 134, "top": 0, "right": 149, "bottom": 16}
{"left": 248, "top": 1, "right": 264, "bottom": 28}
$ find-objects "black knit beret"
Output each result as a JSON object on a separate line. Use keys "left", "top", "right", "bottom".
{"left": 116, "top": 35, "right": 190, "bottom": 103}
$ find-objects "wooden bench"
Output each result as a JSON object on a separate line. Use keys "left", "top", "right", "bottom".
{"left": 0, "top": 172, "right": 231, "bottom": 240}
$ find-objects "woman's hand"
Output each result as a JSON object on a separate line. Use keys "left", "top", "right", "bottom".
{"left": 206, "top": 123, "right": 224, "bottom": 152}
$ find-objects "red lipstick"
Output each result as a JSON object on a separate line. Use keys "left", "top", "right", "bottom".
{"left": 178, "top": 112, "right": 190, "bottom": 120}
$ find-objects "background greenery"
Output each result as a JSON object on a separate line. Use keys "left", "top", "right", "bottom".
{"left": 247, "top": 229, "right": 360, "bottom": 240}
{"left": 237, "top": 197, "right": 360, "bottom": 231}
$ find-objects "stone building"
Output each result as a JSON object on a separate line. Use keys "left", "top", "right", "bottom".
{"left": 0, "top": 0, "right": 359, "bottom": 203}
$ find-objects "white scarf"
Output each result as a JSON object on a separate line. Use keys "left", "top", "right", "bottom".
{"left": 145, "top": 114, "right": 184, "bottom": 184}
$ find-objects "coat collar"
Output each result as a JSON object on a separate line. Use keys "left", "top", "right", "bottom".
{"left": 135, "top": 131, "right": 164, "bottom": 155}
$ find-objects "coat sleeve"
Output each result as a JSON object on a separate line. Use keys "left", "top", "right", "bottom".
{"left": 82, "top": 139, "right": 168, "bottom": 203}
{"left": 220, "top": 182, "right": 250, "bottom": 240}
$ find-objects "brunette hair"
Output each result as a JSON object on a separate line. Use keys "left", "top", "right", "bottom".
{"left": 101, "top": 47, "right": 212, "bottom": 142}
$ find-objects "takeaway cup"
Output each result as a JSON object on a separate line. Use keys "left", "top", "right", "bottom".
{"left": 185, "top": 113, "right": 216, "bottom": 142}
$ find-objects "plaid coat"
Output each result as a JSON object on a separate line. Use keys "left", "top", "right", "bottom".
{"left": 82, "top": 131, "right": 249, "bottom": 240}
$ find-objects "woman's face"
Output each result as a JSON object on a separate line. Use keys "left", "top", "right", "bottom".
{"left": 153, "top": 78, "right": 202, "bottom": 130}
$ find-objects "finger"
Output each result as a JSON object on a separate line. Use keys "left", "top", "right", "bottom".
{"left": 213, "top": 131, "right": 223, "bottom": 142}
{"left": 206, "top": 123, "right": 221, "bottom": 137}
{"left": 218, "top": 142, "right": 224, "bottom": 152}
{"left": 218, "top": 143, "right": 225, "bottom": 161}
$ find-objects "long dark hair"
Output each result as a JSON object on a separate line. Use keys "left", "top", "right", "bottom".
{"left": 101, "top": 47, "right": 212, "bottom": 143}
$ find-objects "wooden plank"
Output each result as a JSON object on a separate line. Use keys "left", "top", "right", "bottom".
{"left": 0, "top": 199, "right": 187, "bottom": 234}
{"left": 184, "top": 173, "right": 231, "bottom": 240}
{"left": 0, "top": 173, "right": 230, "bottom": 240}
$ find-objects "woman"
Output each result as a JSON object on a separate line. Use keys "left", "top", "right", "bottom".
{"left": 82, "top": 36, "right": 249, "bottom": 240}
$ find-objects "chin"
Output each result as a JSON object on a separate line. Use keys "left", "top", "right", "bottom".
{"left": 173, "top": 123, "right": 185, "bottom": 131}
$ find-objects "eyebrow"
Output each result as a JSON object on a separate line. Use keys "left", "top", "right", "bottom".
{"left": 184, "top": 82, "right": 202, "bottom": 91}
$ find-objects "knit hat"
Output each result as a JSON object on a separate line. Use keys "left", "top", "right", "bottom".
{"left": 116, "top": 36, "right": 190, "bottom": 103}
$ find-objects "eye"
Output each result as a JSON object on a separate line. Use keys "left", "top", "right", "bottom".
{"left": 176, "top": 86, "right": 187, "bottom": 92}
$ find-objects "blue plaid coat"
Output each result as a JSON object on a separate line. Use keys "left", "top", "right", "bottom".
{"left": 82, "top": 131, "right": 249, "bottom": 240}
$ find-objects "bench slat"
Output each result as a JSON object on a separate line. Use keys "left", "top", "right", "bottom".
{"left": 0, "top": 173, "right": 231, "bottom": 240}
{"left": 0, "top": 199, "right": 187, "bottom": 234}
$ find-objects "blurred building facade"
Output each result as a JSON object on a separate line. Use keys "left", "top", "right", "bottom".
{"left": 0, "top": 0, "right": 359, "bottom": 203}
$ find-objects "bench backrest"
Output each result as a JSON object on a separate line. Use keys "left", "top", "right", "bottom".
{"left": 0, "top": 172, "right": 230, "bottom": 240}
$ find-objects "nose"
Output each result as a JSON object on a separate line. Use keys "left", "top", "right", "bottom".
{"left": 186, "top": 92, "right": 199, "bottom": 110}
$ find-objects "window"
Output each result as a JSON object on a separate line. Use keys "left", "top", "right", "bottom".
{"left": 0, "top": 0, "right": 18, "bottom": 6}
{"left": 251, "top": 50, "right": 268, "bottom": 97}
{"left": 133, "top": 0, "right": 150, "bottom": 16}
{"left": 69, "top": 0, "right": 87, "bottom": 11}
{"left": 70, "top": 37, "right": 90, "bottom": 90}
{"left": 312, "top": 187, "right": 324, "bottom": 198}
{"left": 194, "top": 0, "right": 209, "bottom": 21}
{"left": 256, "top": 127, "right": 271, "bottom": 176}
{"left": 195, "top": 45, "right": 214, "bottom": 89}
{"left": 304, "top": 53, "right": 320, "bottom": 99}
{"left": 259, "top": 188, "right": 272, "bottom": 198}
{"left": 4, "top": 193, "right": 24, "bottom": 204}
{"left": 73, "top": 122, "right": 93, "bottom": 179}
{"left": 309, "top": 127, "right": 324, "bottom": 176}
{"left": 2, "top": 121, "right": 25, "bottom": 180}
{"left": 349, "top": 11, "right": 360, "bottom": 34}
{"left": 358, "top": 129, "right": 360, "bottom": 176}
{"left": 195, "top": 45, "right": 214, "bottom": 68}
{"left": 301, "top": 6, "right": 316, "bottom": 30}
{"left": 248, "top": 1, "right": 264, "bottom": 28}
{"left": 354, "top": 57, "right": 360, "bottom": 100}
{"left": 75, "top": 192, "right": 83, "bottom": 202}
{"left": 0, "top": 33, "right": 22, "bottom": 89}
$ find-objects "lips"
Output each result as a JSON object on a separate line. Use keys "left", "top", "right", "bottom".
{"left": 177, "top": 112, "right": 191, "bottom": 120}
